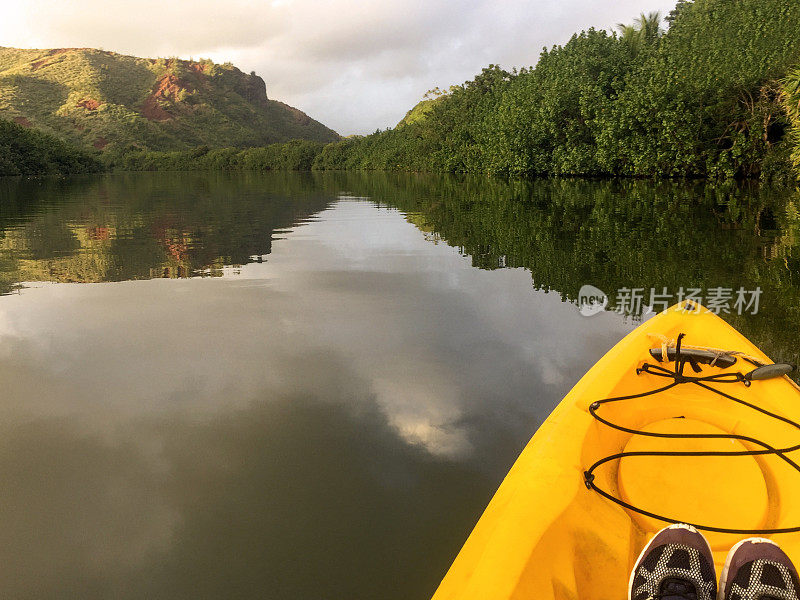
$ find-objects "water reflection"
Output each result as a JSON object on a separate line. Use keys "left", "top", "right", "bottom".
{"left": 0, "top": 171, "right": 797, "bottom": 598}
{"left": 0, "top": 172, "right": 332, "bottom": 292}
{"left": 0, "top": 372, "right": 495, "bottom": 599}
{"left": 344, "top": 174, "right": 800, "bottom": 365}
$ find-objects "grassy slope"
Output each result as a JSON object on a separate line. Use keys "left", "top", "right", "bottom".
{"left": 0, "top": 47, "right": 339, "bottom": 153}
{"left": 396, "top": 97, "right": 442, "bottom": 128}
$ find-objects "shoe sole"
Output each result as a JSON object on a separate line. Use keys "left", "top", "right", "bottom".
{"left": 717, "top": 537, "right": 777, "bottom": 600}
{"left": 629, "top": 523, "right": 713, "bottom": 600}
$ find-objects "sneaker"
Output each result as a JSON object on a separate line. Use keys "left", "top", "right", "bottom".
{"left": 629, "top": 523, "right": 717, "bottom": 600}
{"left": 719, "top": 537, "right": 799, "bottom": 600}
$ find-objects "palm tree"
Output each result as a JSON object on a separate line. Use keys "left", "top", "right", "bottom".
{"left": 616, "top": 11, "right": 663, "bottom": 53}
{"left": 635, "top": 12, "right": 663, "bottom": 44}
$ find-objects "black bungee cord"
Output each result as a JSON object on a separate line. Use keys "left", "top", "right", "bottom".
{"left": 583, "top": 333, "right": 800, "bottom": 535}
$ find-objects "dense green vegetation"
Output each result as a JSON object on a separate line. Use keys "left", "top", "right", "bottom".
{"left": 315, "top": 0, "right": 800, "bottom": 179}
{"left": 112, "top": 140, "right": 324, "bottom": 172}
{"left": 0, "top": 117, "right": 102, "bottom": 175}
{"left": 0, "top": 47, "right": 339, "bottom": 154}
{"left": 783, "top": 67, "right": 800, "bottom": 172}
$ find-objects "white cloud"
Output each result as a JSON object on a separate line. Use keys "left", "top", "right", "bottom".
{"left": 0, "top": 0, "right": 677, "bottom": 134}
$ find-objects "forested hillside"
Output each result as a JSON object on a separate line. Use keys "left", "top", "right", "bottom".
{"left": 0, "top": 47, "right": 339, "bottom": 154}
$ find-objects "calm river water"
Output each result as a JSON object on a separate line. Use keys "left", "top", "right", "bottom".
{"left": 0, "top": 171, "right": 797, "bottom": 598}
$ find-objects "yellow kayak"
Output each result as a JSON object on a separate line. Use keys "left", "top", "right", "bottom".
{"left": 431, "top": 301, "right": 800, "bottom": 600}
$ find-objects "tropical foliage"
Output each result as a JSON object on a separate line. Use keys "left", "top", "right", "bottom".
{"left": 112, "top": 140, "right": 325, "bottom": 171}
{"left": 0, "top": 117, "right": 102, "bottom": 176}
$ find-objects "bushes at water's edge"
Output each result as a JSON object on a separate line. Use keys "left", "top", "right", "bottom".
{"left": 110, "top": 140, "right": 324, "bottom": 172}
{"left": 0, "top": 119, "right": 103, "bottom": 176}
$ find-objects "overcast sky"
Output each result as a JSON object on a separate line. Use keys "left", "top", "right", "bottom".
{"left": 1, "top": 0, "right": 677, "bottom": 135}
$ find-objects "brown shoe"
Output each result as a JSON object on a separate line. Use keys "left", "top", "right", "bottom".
{"left": 719, "top": 538, "right": 800, "bottom": 600}
{"left": 629, "top": 523, "right": 717, "bottom": 600}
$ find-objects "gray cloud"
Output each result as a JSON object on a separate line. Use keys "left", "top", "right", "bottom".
{"left": 2, "top": 0, "right": 677, "bottom": 134}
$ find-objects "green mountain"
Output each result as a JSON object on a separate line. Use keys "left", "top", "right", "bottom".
{"left": 0, "top": 47, "right": 339, "bottom": 153}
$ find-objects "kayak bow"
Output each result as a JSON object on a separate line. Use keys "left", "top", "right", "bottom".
{"left": 432, "top": 302, "right": 800, "bottom": 600}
